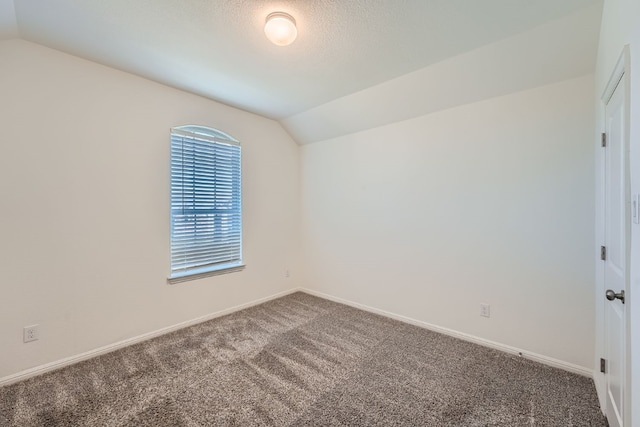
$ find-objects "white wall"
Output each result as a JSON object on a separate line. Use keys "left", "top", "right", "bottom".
{"left": 595, "top": 0, "right": 640, "bottom": 424}
{"left": 301, "top": 75, "right": 596, "bottom": 369}
{"left": 0, "top": 39, "right": 300, "bottom": 379}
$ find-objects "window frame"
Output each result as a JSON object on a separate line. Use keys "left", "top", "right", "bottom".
{"left": 167, "top": 125, "right": 244, "bottom": 284}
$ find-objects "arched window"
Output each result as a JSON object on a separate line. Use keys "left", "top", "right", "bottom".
{"left": 168, "top": 125, "right": 243, "bottom": 283}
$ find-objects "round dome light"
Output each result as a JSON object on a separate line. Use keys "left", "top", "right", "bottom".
{"left": 264, "top": 12, "right": 297, "bottom": 46}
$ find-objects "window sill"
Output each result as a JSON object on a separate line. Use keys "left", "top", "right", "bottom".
{"left": 167, "top": 264, "right": 245, "bottom": 285}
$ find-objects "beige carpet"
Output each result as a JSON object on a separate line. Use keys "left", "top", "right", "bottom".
{"left": 0, "top": 292, "right": 606, "bottom": 426}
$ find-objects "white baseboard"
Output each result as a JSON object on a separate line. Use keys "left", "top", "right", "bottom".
{"left": 0, "top": 288, "right": 300, "bottom": 387}
{"left": 1, "top": 287, "right": 595, "bottom": 387}
{"left": 300, "top": 288, "right": 595, "bottom": 378}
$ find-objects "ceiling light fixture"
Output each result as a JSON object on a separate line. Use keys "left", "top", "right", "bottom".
{"left": 264, "top": 12, "right": 297, "bottom": 46}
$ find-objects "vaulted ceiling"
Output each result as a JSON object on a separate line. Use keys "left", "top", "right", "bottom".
{"left": 0, "top": 0, "right": 603, "bottom": 143}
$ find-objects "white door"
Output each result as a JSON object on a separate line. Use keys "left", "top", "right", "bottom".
{"left": 603, "top": 69, "right": 627, "bottom": 427}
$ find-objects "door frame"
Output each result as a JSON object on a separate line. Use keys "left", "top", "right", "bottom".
{"left": 597, "top": 45, "right": 631, "bottom": 426}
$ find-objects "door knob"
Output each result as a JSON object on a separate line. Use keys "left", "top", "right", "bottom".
{"left": 605, "top": 289, "right": 625, "bottom": 304}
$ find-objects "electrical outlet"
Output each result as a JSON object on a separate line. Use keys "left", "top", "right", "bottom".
{"left": 285, "top": 269, "right": 290, "bottom": 278}
{"left": 480, "top": 304, "right": 490, "bottom": 318}
{"left": 23, "top": 324, "right": 39, "bottom": 343}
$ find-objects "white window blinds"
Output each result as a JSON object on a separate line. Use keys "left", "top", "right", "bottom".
{"left": 170, "top": 126, "right": 242, "bottom": 281}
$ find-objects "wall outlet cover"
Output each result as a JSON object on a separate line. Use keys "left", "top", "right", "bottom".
{"left": 480, "top": 304, "right": 490, "bottom": 318}
{"left": 23, "top": 325, "right": 39, "bottom": 343}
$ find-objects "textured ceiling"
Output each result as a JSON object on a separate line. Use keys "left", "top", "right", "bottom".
{"left": 283, "top": 3, "right": 603, "bottom": 144}
{"left": 0, "top": 0, "right": 17, "bottom": 39}
{"left": 3, "top": 0, "right": 602, "bottom": 121}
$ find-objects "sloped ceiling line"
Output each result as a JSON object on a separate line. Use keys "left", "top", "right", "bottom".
{"left": 282, "top": 2, "right": 603, "bottom": 145}
{"left": 1, "top": 0, "right": 603, "bottom": 144}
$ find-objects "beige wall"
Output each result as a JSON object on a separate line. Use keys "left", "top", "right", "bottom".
{"left": 0, "top": 39, "right": 300, "bottom": 379}
{"left": 300, "top": 75, "right": 596, "bottom": 370}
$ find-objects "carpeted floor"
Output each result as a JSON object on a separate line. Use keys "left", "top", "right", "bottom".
{"left": 0, "top": 292, "right": 606, "bottom": 426}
